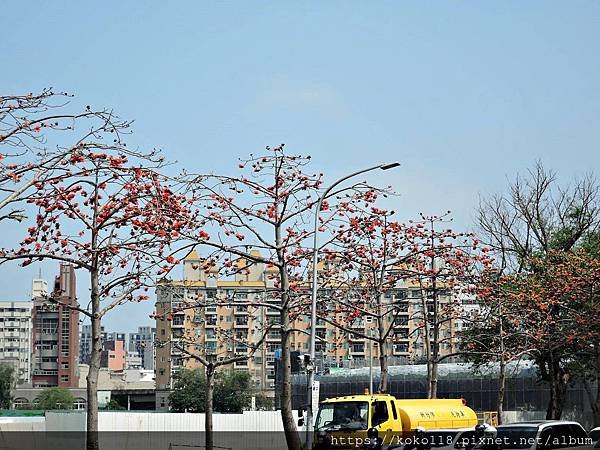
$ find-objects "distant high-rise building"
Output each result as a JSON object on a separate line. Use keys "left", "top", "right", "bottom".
{"left": 0, "top": 301, "right": 33, "bottom": 384}
{"left": 31, "top": 264, "right": 80, "bottom": 388}
{"left": 80, "top": 324, "right": 103, "bottom": 364}
{"left": 128, "top": 326, "right": 156, "bottom": 370}
{"left": 80, "top": 325, "right": 126, "bottom": 364}
{"left": 106, "top": 332, "right": 126, "bottom": 343}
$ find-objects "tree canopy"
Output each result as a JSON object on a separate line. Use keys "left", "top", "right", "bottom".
{"left": 35, "top": 387, "right": 75, "bottom": 410}
{"left": 0, "top": 364, "right": 14, "bottom": 409}
{"left": 169, "top": 368, "right": 252, "bottom": 413}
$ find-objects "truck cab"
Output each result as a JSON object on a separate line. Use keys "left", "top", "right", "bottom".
{"left": 313, "top": 394, "right": 478, "bottom": 449}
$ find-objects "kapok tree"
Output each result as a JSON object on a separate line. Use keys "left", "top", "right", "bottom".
{"left": 0, "top": 89, "right": 132, "bottom": 223}
{"left": 459, "top": 269, "right": 536, "bottom": 424}
{"left": 476, "top": 162, "right": 600, "bottom": 419}
{"left": 0, "top": 148, "right": 189, "bottom": 450}
{"left": 507, "top": 249, "right": 600, "bottom": 420}
{"left": 321, "top": 209, "right": 487, "bottom": 397}
{"left": 397, "top": 213, "right": 489, "bottom": 398}
{"left": 316, "top": 208, "right": 415, "bottom": 393}
{"left": 179, "top": 145, "right": 383, "bottom": 450}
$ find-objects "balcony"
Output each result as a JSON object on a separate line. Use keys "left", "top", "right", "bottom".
{"left": 205, "top": 317, "right": 217, "bottom": 327}
{"left": 348, "top": 333, "right": 365, "bottom": 343}
{"left": 170, "top": 344, "right": 182, "bottom": 355}
{"left": 234, "top": 318, "right": 249, "bottom": 328}
{"left": 393, "top": 343, "right": 409, "bottom": 354}
{"left": 350, "top": 344, "right": 365, "bottom": 354}
{"left": 192, "top": 314, "right": 203, "bottom": 324}
{"left": 40, "top": 349, "right": 58, "bottom": 357}
{"left": 41, "top": 361, "right": 58, "bottom": 370}
{"left": 38, "top": 331, "right": 58, "bottom": 339}
{"left": 350, "top": 320, "right": 364, "bottom": 330}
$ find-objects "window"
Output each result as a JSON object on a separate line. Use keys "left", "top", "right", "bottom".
{"left": 540, "top": 425, "right": 589, "bottom": 449}
{"left": 74, "top": 398, "right": 86, "bottom": 410}
{"left": 60, "top": 375, "right": 69, "bottom": 383}
{"left": 390, "top": 401, "right": 397, "bottom": 420}
{"left": 61, "top": 362, "right": 69, "bottom": 369}
{"left": 315, "top": 401, "right": 368, "bottom": 431}
{"left": 352, "top": 343, "right": 364, "bottom": 353}
{"left": 371, "top": 401, "right": 389, "bottom": 427}
{"left": 172, "top": 315, "right": 185, "bottom": 326}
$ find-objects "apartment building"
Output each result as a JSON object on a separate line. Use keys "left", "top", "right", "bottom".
{"left": 80, "top": 324, "right": 101, "bottom": 364}
{"left": 80, "top": 325, "right": 127, "bottom": 364}
{"left": 129, "top": 326, "right": 156, "bottom": 370}
{"left": 31, "top": 264, "right": 80, "bottom": 388}
{"left": 154, "top": 251, "right": 470, "bottom": 408}
{"left": 0, "top": 301, "right": 33, "bottom": 384}
{"left": 100, "top": 339, "right": 126, "bottom": 371}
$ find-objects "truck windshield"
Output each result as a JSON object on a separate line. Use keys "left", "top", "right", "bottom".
{"left": 316, "top": 401, "right": 369, "bottom": 431}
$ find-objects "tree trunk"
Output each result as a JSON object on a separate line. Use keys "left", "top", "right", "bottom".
{"left": 430, "top": 279, "right": 439, "bottom": 399}
{"left": 86, "top": 271, "right": 101, "bottom": 450}
{"left": 554, "top": 375, "right": 568, "bottom": 419}
{"left": 205, "top": 364, "right": 215, "bottom": 450}
{"left": 276, "top": 215, "right": 300, "bottom": 450}
{"left": 421, "top": 292, "right": 433, "bottom": 399}
{"left": 378, "top": 341, "right": 388, "bottom": 393}
{"left": 497, "top": 303, "right": 506, "bottom": 425}
{"left": 280, "top": 321, "right": 300, "bottom": 450}
{"left": 545, "top": 359, "right": 557, "bottom": 419}
{"left": 430, "top": 360, "right": 438, "bottom": 399}
{"left": 545, "top": 358, "right": 568, "bottom": 420}
{"left": 497, "top": 359, "right": 506, "bottom": 425}
{"left": 377, "top": 306, "right": 388, "bottom": 392}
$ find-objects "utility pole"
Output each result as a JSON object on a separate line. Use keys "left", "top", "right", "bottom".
{"left": 306, "top": 162, "right": 400, "bottom": 449}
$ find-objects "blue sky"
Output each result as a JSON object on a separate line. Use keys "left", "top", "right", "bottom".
{"left": 1, "top": 1, "right": 599, "bottom": 332}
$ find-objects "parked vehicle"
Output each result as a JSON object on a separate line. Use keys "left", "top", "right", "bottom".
{"left": 478, "top": 421, "right": 593, "bottom": 450}
{"left": 386, "top": 424, "right": 497, "bottom": 450}
{"left": 589, "top": 428, "right": 600, "bottom": 446}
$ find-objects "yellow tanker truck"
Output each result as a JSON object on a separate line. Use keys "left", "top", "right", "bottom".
{"left": 312, "top": 393, "right": 478, "bottom": 449}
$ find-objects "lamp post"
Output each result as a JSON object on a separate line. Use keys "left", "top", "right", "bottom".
{"left": 305, "top": 162, "right": 400, "bottom": 448}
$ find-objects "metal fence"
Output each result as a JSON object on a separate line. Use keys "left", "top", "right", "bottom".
{"left": 285, "top": 362, "right": 595, "bottom": 427}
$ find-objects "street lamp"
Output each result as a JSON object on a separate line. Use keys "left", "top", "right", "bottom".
{"left": 305, "top": 162, "right": 400, "bottom": 448}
